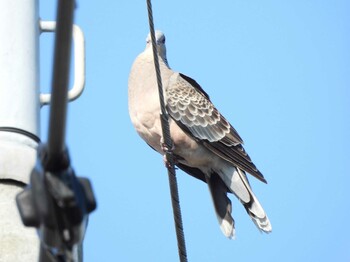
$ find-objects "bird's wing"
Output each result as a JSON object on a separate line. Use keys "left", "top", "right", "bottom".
{"left": 166, "top": 73, "right": 266, "bottom": 183}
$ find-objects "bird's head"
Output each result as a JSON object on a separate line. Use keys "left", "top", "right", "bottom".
{"left": 146, "top": 30, "right": 168, "bottom": 66}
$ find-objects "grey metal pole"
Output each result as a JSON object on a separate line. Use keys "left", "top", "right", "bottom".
{"left": 0, "top": 0, "right": 40, "bottom": 261}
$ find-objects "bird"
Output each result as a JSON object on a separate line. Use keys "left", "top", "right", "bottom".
{"left": 128, "top": 30, "right": 271, "bottom": 239}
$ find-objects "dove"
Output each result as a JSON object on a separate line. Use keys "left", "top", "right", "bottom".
{"left": 128, "top": 30, "right": 271, "bottom": 238}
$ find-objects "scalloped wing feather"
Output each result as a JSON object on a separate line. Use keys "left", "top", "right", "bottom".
{"left": 166, "top": 72, "right": 266, "bottom": 183}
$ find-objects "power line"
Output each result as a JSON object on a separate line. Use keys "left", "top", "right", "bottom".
{"left": 146, "top": 1, "right": 188, "bottom": 261}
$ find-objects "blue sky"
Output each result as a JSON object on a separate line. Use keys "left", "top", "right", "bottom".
{"left": 39, "top": 1, "right": 349, "bottom": 261}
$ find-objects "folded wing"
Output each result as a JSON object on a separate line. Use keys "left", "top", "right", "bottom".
{"left": 166, "top": 73, "right": 266, "bottom": 183}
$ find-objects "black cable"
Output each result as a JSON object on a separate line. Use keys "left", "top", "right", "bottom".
{"left": 0, "top": 127, "right": 40, "bottom": 143}
{"left": 146, "top": 1, "right": 188, "bottom": 261}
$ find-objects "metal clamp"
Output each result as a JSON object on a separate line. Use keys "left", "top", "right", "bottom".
{"left": 39, "top": 20, "right": 85, "bottom": 106}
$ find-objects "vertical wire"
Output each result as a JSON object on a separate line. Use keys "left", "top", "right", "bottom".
{"left": 146, "top": 1, "right": 188, "bottom": 261}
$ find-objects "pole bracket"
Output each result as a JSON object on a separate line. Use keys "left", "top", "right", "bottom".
{"left": 39, "top": 20, "right": 85, "bottom": 106}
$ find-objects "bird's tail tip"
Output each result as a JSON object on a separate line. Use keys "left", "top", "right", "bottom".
{"left": 219, "top": 218, "right": 236, "bottom": 240}
{"left": 219, "top": 210, "right": 272, "bottom": 239}
{"left": 244, "top": 197, "right": 272, "bottom": 234}
{"left": 250, "top": 213, "right": 272, "bottom": 233}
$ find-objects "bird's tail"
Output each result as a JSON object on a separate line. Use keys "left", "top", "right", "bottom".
{"left": 205, "top": 173, "right": 235, "bottom": 239}
{"left": 238, "top": 168, "right": 272, "bottom": 232}
{"left": 218, "top": 166, "right": 272, "bottom": 234}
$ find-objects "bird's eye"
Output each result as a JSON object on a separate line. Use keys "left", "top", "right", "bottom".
{"left": 160, "top": 37, "right": 165, "bottom": 44}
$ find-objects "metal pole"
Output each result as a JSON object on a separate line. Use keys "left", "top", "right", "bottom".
{"left": 0, "top": 0, "right": 40, "bottom": 260}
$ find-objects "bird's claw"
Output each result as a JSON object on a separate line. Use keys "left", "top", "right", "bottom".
{"left": 163, "top": 154, "right": 173, "bottom": 168}
{"left": 160, "top": 137, "right": 175, "bottom": 153}
{"left": 161, "top": 142, "right": 175, "bottom": 154}
{"left": 160, "top": 139, "right": 176, "bottom": 168}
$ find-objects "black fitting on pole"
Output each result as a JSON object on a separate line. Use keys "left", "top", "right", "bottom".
{"left": 17, "top": 145, "right": 96, "bottom": 261}
{"left": 16, "top": 146, "right": 96, "bottom": 261}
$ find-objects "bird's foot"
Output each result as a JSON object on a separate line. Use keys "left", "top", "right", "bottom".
{"left": 160, "top": 142, "right": 175, "bottom": 153}
{"left": 163, "top": 154, "right": 175, "bottom": 169}
{"left": 160, "top": 139, "right": 176, "bottom": 168}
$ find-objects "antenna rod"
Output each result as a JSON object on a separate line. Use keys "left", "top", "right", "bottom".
{"left": 47, "top": 0, "right": 75, "bottom": 168}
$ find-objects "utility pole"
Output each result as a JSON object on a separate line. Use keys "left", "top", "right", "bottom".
{"left": 0, "top": 0, "right": 91, "bottom": 261}
{"left": 0, "top": 0, "right": 40, "bottom": 261}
